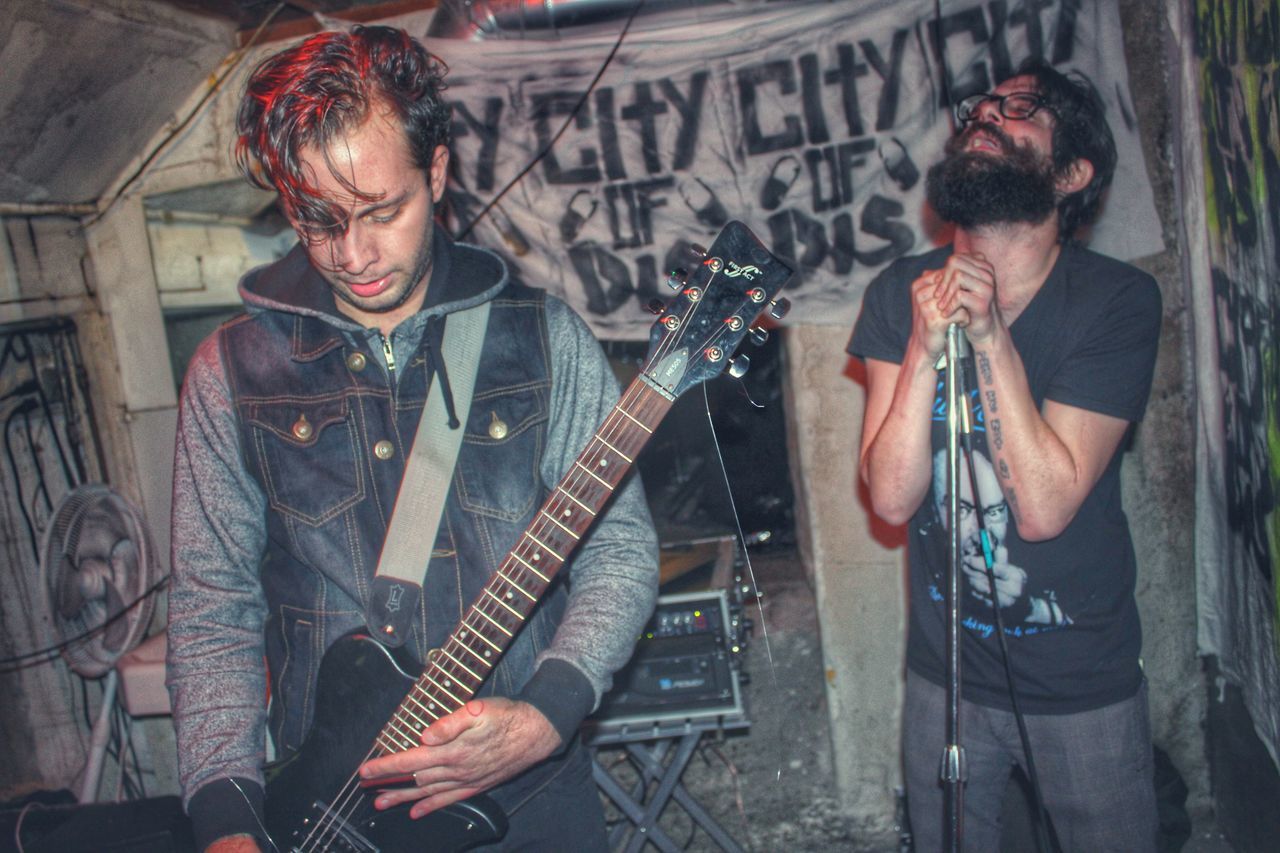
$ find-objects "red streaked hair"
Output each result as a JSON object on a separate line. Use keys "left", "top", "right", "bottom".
{"left": 235, "top": 25, "right": 451, "bottom": 239}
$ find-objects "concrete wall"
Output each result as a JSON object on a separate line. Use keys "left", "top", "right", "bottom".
{"left": 782, "top": 0, "right": 1205, "bottom": 840}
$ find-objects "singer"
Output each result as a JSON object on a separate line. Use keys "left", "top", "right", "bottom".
{"left": 848, "top": 58, "right": 1161, "bottom": 851}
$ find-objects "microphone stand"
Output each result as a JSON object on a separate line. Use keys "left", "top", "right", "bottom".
{"left": 942, "top": 322, "right": 971, "bottom": 852}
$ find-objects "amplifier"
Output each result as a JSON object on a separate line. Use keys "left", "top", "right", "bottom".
{"left": 591, "top": 589, "right": 745, "bottom": 729}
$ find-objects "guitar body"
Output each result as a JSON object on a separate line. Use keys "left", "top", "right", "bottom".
{"left": 263, "top": 633, "right": 507, "bottom": 852}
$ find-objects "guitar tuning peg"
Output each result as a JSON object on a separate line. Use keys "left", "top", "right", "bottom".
{"left": 769, "top": 297, "right": 791, "bottom": 320}
{"left": 727, "top": 354, "right": 750, "bottom": 379}
{"left": 646, "top": 298, "right": 666, "bottom": 315}
{"left": 748, "top": 327, "right": 769, "bottom": 347}
{"left": 665, "top": 267, "right": 688, "bottom": 291}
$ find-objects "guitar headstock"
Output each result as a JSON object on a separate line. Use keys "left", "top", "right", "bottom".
{"left": 641, "top": 221, "right": 793, "bottom": 400}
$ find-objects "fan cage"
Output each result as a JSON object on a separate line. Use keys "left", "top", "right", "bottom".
{"left": 40, "top": 484, "right": 160, "bottom": 678}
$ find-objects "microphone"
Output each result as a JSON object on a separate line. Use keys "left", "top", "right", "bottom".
{"left": 946, "top": 323, "right": 974, "bottom": 439}
{"left": 948, "top": 322, "right": 971, "bottom": 361}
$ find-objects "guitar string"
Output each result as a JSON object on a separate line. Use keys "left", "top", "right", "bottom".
{"left": 297, "top": 267, "right": 756, "bottom": 849}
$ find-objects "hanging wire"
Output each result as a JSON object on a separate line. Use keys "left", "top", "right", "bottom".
{"left": 453, "top": 0, "right": 648, "bottom": 242}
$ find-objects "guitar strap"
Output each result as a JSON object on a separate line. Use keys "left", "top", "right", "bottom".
{"left": 367, "top": 300, "right": 490, "bottom": 648}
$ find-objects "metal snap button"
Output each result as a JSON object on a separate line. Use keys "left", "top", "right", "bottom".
{"left": 346, "top": 351, "right": 367, "bottom": 371}
{"left": 488, "top": 412, "right": 508, "bottom": 440}
{"left": 291, "top": 414, "right": 313, "bottom": 441}
{"left": 374, "top": 439, "right": 395, "bottom": 460}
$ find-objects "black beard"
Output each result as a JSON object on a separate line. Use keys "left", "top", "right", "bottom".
{"left": 925, "top": 123, "right": 1058, "bottom": 230}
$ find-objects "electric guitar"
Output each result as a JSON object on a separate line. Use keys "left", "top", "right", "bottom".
{"left": 261, "top": 220, "right": 793, "bottom": 852}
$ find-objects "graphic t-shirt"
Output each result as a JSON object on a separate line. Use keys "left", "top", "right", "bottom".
{"left": 848, "top": 244, "right": 1161, "bottom": 713}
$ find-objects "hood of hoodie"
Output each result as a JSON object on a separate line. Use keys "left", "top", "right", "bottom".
{"left": 237, "top": 228, "right": 509, "bottom": 335}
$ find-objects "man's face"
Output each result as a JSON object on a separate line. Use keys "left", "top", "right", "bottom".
{"left": 925, "top": 75, "right": 1061, "bottom": 230}
{"left": 290, "top": 105, "right": 449, "bottom": 334}
{"left": 934, "top": 451, "right": 1010, "bottom": 559}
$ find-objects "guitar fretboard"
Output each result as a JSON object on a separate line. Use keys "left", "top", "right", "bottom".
{"left": 373, "top": 379, "right": 673, "bottom": 754}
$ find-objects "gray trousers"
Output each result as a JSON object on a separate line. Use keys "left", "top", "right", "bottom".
{"left": 903, "top": 670, "right": 1157, "bottom": 852}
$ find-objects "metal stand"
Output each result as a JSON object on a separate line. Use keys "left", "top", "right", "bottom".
{"left": 587, "top": 715, "right": 750, "bottom": 853}
{"left": 942, "top": 324, "right": 971, "bottom": 852}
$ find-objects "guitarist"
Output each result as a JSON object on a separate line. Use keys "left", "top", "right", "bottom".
{"left": 166, "top": 26, "right": 659, "bottom": 852}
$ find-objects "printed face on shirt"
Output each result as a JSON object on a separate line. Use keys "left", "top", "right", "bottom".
{"left": 289, "top": 103, "right": 450, "bottom": 335}
{"left": 932, "top": 449, "right": 1010, "bottom": 561}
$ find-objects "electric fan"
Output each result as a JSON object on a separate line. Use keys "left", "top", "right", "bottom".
{"left": 38, "top": 483, "right": 163, "bottom": 801}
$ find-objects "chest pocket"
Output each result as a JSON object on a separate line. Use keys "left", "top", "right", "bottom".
{"left": 246, "top": 397, "right": 365, "bottom": 525}
{"left": 455, "top": 382, "right": 548, "bottom": 522}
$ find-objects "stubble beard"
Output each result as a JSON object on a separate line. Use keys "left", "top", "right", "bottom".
{"left": 925, "top": 122, "right": 1059, "bottom": 230}
{"left": 331, "top": 224, "right": 435, "bottom": 318}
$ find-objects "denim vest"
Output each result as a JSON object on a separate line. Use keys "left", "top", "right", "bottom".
{"left": 220, "top": 282, "right": 559, "bottom": 759}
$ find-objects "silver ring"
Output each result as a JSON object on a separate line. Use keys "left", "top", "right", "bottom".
{"left": 412, "top": 770, "right": 422, "bottom": 787}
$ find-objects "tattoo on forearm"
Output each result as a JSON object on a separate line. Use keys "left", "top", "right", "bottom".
{"left": 985, "top": 390, "right": 997, "bottom": 413}
{"left": 1005, "top": 487, "right": 1021, "bottom": 522}
{"left": 976, "top": 352, "right": 993, "bottom": 385}
{"left": 991, "top": 419, "right": 1003, "bottom": 450}
{"left": 998, "top": 459, "right": 1011, "bottom": 480}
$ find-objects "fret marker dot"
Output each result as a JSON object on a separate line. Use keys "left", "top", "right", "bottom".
{"left": 485, "top": 650, "right": 492, "bottom": 658}
{"left": 598, "top": 459, "right": 608, "bottom": 468}
{"left": 444, "top": 679, "right": 452, "bottom": 687}
{"left": 505, "top": 591, "right": 514, "bottom": 600}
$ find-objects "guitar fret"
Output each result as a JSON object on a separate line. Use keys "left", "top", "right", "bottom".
{"left": 511, "top": 552, "right": 549, "bottom": 583}
{"left": 454, "top": 638, "right": 492, "bottom": 665}
{"left": 555, "top": 486, "right": 596, "bottom": 516}
{"left": 617, "top": 406, "right": 653, "bottom": 433}
{"left": 423, "top": 670, "right": 464, "bottom": 706}
{"left": 539, "top": 509, "right": 580, "bottom": 539}
{"left": 474, "top": 606, "right": 514, "bottom": 637}
{"left": 481, "top": 584, "right": 522, "bottom": 617}
{"left": 404, "top": 690, "right": 441, "bottom": 722}
{"left": 377, "top": 732, "right": 411, "bottom": 752}
{"left": 395, "top": 698, "right": 430, "bottom": 730}
{"left": 595, "top": 435, "right": 632, "bottom": 463}
{"left": 382, "top": 721, "right": 417, "bottom": 749}
{"left": 439, "top": 647, "right": 483, "bottom": 681}
{"left": 464, "top": 618, "right": 504, "bottom": 650}
{"left": 524, "top": 532, "right": 564, "bottom": 562}
{"left": 573, "top": 460, "right": 613, "bottom": 490}
{"left": 497, "top": 569, "right": 537, "bottom": 600}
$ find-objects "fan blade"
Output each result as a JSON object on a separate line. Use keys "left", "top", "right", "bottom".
{"left": 54, "top": 554, "right": 87, "bottom": 618}
{"left": 101, "top": 581, "right": 130, "bottom": 652}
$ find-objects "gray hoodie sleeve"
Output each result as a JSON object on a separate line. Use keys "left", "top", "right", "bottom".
{"left": 516, "top": 297, "right": 660, "bottom": 741}
{"left": 165, "top": 330, "right": 272, "bottom": 843}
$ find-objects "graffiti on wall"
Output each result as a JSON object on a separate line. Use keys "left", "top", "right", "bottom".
{"left": 1195, "top": 0, "right": 1280, "bottom": 607}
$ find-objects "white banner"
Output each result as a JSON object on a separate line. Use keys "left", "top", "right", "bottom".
{"left": 424, "top": 0, "right": 1162, "bottom": 338}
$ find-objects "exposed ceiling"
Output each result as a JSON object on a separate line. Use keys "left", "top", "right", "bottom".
{"left": 0, "top": 1, "right": 436, "bottom": 212}
{"left": 1, "top": 0, "right": 771, "bottom": 213}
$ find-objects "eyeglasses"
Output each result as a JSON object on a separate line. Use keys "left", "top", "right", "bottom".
{"left": 954, "top": 92, "right": 1055, "bottom": 126}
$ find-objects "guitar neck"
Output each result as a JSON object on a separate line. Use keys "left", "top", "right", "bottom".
{"left": 372, "top": 375, "right": 674, "bottom": 755}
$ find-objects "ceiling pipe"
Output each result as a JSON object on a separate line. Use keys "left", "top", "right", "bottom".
{"left": 426, "top": 0, "right": 738, "bottom": 39}
{"left": 0, "top": 202, "right": 98, "bottom": 218}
